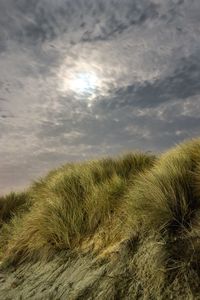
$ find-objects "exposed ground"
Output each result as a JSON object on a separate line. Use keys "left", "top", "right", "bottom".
{"left": 1, "top": 138, "right": 200, "bottom": 299}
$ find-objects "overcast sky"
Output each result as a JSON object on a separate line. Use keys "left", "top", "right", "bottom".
{"left": 0, "top": 0, "right": 200, "bottom": 194}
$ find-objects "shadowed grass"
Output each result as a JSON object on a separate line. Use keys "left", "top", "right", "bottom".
{"left": 0, "top": 191, "right": 31, "bottom": 225}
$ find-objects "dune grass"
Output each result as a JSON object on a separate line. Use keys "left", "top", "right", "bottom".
{"left": 0, "top": 152, "right": 156, "bottom": 264}
{"left": 0, "top": 191, "right": 31, "bottom": 225}
{"left": 1, "top": 138, "right": 200, "bottom": 298}
{"left": 122, "top": 138, "right": 200, "bottom": 297}
{"left": 126, "top": 139, "right": 200, "bottom": 233}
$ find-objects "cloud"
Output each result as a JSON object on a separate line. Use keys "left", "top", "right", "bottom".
{"left": 95, "top": 52, "right": 200, "bottom": 111}
{"left": 0, "top": 0, "right": 200, "bottom": 193}
{"left": 0, "top": 0, "right": 159, "bottom": 47}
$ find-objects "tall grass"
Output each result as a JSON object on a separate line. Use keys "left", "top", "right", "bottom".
{"left": 0, "top": 191, "right": 31, "bottom": 225}
{"left": 126, "top": 139, "right": 200, "bottom": 234}
{"left": 0, "top": 152, "right": 155, "bottom": 264}
{"left": 123, "top": 138, "right": 200, "bottom": 297}
{"left": 1, "top": 138, "right": 200, "bottom": 299}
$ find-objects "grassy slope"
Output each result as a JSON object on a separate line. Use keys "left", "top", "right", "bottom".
{"left": 0, "top": 138, "right": 200, "bottom": 299}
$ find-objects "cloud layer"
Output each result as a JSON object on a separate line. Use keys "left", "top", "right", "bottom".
{"left": 0, "top": 0, "right": 200, "bottom": 194}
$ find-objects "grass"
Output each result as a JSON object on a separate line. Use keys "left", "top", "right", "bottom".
{"left": 0, "top": 191, "right": 31, "bottom": 224}
{"left": 1, "top": 138, "right": 200, "bottom": 298}
{"left": 126, "top": 139, "right": 200, "bottom": 233}
{"left": 0, "top": 152, "right": 156, "bottom": 263}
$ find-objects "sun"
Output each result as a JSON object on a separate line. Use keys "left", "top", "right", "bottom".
{"left": 68, "top": 72, "right": 98, "bottom": 95}
{"left": 59, "top": 71, "right": 101, "bottom": 99}
{"left": 58, "top": 64, "right": 102, "bottom": 104}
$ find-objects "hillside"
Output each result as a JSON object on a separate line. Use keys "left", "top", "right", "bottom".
{"left": 0, "top": 138, "right": 200, "bottom": 299}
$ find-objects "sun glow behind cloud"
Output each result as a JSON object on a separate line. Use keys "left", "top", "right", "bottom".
{"left": 69, "top": 72, "right": 98, "bottom": 94}
{"left": 58, "top": 61, "right": 102, "bottom": 106}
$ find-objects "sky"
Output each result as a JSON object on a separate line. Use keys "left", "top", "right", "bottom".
{"left": 0, "top": 0, "right": 200, "bottom": 195}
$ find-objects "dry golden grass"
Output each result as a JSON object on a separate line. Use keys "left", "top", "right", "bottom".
{"left": 1, "top": 138, "right": 200, "bottom": 299}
